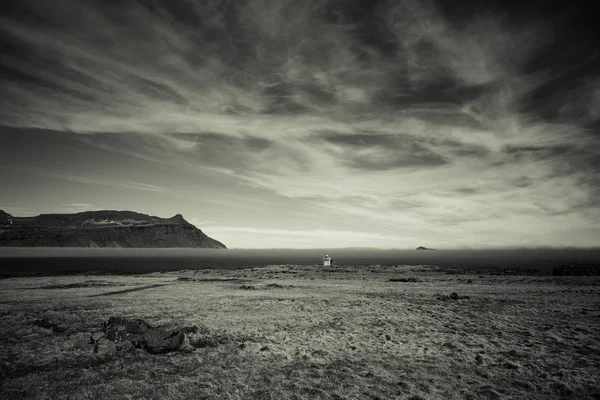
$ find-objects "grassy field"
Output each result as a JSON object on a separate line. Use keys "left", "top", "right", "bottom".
{"left": 1, "top": 264, "right": 599, "bottom": 399}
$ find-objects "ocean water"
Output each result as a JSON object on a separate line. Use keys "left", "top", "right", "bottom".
{"left": 0, "top": 248, "right": 599, "bottom": 276}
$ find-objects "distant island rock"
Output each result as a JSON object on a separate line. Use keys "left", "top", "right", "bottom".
{"left": 0, "top": 210, "right": 226, "bottom": 249}
{"left": 416, "top": 246, "right": 434, "bottom": 250}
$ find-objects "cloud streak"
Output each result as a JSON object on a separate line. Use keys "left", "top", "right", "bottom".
{"left": 2, "top": 165, "right": 171, "bottom": 193}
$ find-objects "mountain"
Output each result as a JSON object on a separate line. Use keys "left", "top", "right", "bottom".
{"left": 0, "top": 210, "right": 226, "bottom": 248}
{"left": 415, "top": 246, "right": 434, "bottom": 250}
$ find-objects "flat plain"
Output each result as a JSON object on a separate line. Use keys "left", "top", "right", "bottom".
{"left": 1, "top": 263, "right": 599, "bottom": 399}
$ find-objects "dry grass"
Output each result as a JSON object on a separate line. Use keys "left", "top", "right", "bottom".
{"left": 1, "top": 264, "right": 599, "bottom": 399}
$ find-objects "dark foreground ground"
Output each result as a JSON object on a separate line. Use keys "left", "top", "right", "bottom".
{"left": 1, "top": 264, "right": 599, "bottom": 399}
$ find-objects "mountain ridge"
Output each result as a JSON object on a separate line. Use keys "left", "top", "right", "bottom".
{"left": 0, "top": 210, "right": 226, "bottom": 249}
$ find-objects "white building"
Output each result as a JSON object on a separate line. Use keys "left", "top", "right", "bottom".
{"left": 323, "top": 254, "right": 332, "bottom": 267}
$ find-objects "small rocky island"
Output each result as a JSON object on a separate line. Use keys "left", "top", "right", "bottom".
{"left": 416, "top": 246, "right": 434, "bottom": 250}
{"left": 0, "top": 210, "right": 226, "bottom": 248}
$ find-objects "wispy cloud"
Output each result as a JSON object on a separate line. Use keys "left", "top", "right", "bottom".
{"left": 1, "top": 0, "right": 598, "bottom": 247}
{"left": 2, "top": 166, "right": 171, "bottom": 193}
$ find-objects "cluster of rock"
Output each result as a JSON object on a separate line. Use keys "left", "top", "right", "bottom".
{"left": 34, "top": 318, "right": 67, "bottom": 333}
{"left": 89, "top": 317, "right": 226, "bottom": 354}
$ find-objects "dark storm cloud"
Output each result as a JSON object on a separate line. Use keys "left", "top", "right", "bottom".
{"left": 0, "top": 0, "right": 539, "bottom": 130}
{"left": 522, "top": 65, "right": 600, "bottom": 129}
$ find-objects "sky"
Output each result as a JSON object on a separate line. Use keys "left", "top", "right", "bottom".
{"left": 0, "top": 0, "right": 599, "bottom": 249}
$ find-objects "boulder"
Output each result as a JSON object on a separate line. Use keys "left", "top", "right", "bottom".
{"left": 90, "top": 331, "right": 105, "bottom": 342}
{"left": 140, "top": 324, "right": 186, "bottom": 354}
{"left": 104, "top": 317, "right": 151, "bottom": 340}
{"left": 179, "top": 335, "right": 195, "bottom": 352}
{"left": 33, "top": 318, "right": 66, "bottom": 333}
{"left": 102, "top": 316, "right": 152, "bottom": 350}
{"left": 94, "top": 337, "right": 117, "bottom": 355}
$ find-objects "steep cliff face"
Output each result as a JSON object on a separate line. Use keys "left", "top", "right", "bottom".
{"left": 0, "top": 210, "right": 226, "bottom": 248}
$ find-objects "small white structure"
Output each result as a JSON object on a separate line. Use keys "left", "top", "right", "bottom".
{"left": 323, "top": 254, "right": 332, "bottom": 267}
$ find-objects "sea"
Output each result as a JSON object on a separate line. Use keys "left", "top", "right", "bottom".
{"left": 1, "top": 248, "right": 599, "bottom": 276}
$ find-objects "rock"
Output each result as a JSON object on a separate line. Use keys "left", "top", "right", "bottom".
{"left": 33, "top": 318, "right": 66, "bottom": 333}
{"left": 437, "top": 292, "right": 470, "bottom": 301}
{"left": 102, "top": 316, "right": 152, "bottom": 351}
{"left": 115, "top": 339, "right": 136, "bottom": 352}
{"left": 90, "top": 331, "right": 105, "bottom": 342}
{"left": 588, "top": 390, "right": 600, "bottom": 399}
{"left": 104, "top": 317, "right": 151, "bottom": 340}
{"left": 179, "top": 335, "right": 195, "bottom": 352}
{"left": 141, "top": 325, "right": 185, "bottom": 354}
{"left": 503, "top": 361, "right": 519, "bottom": 370}
{"left": 100, "top": 317, "right": 151, "bottom": 353}
{"left": 94, "top": 337, "right": 117, "bottom": 355}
